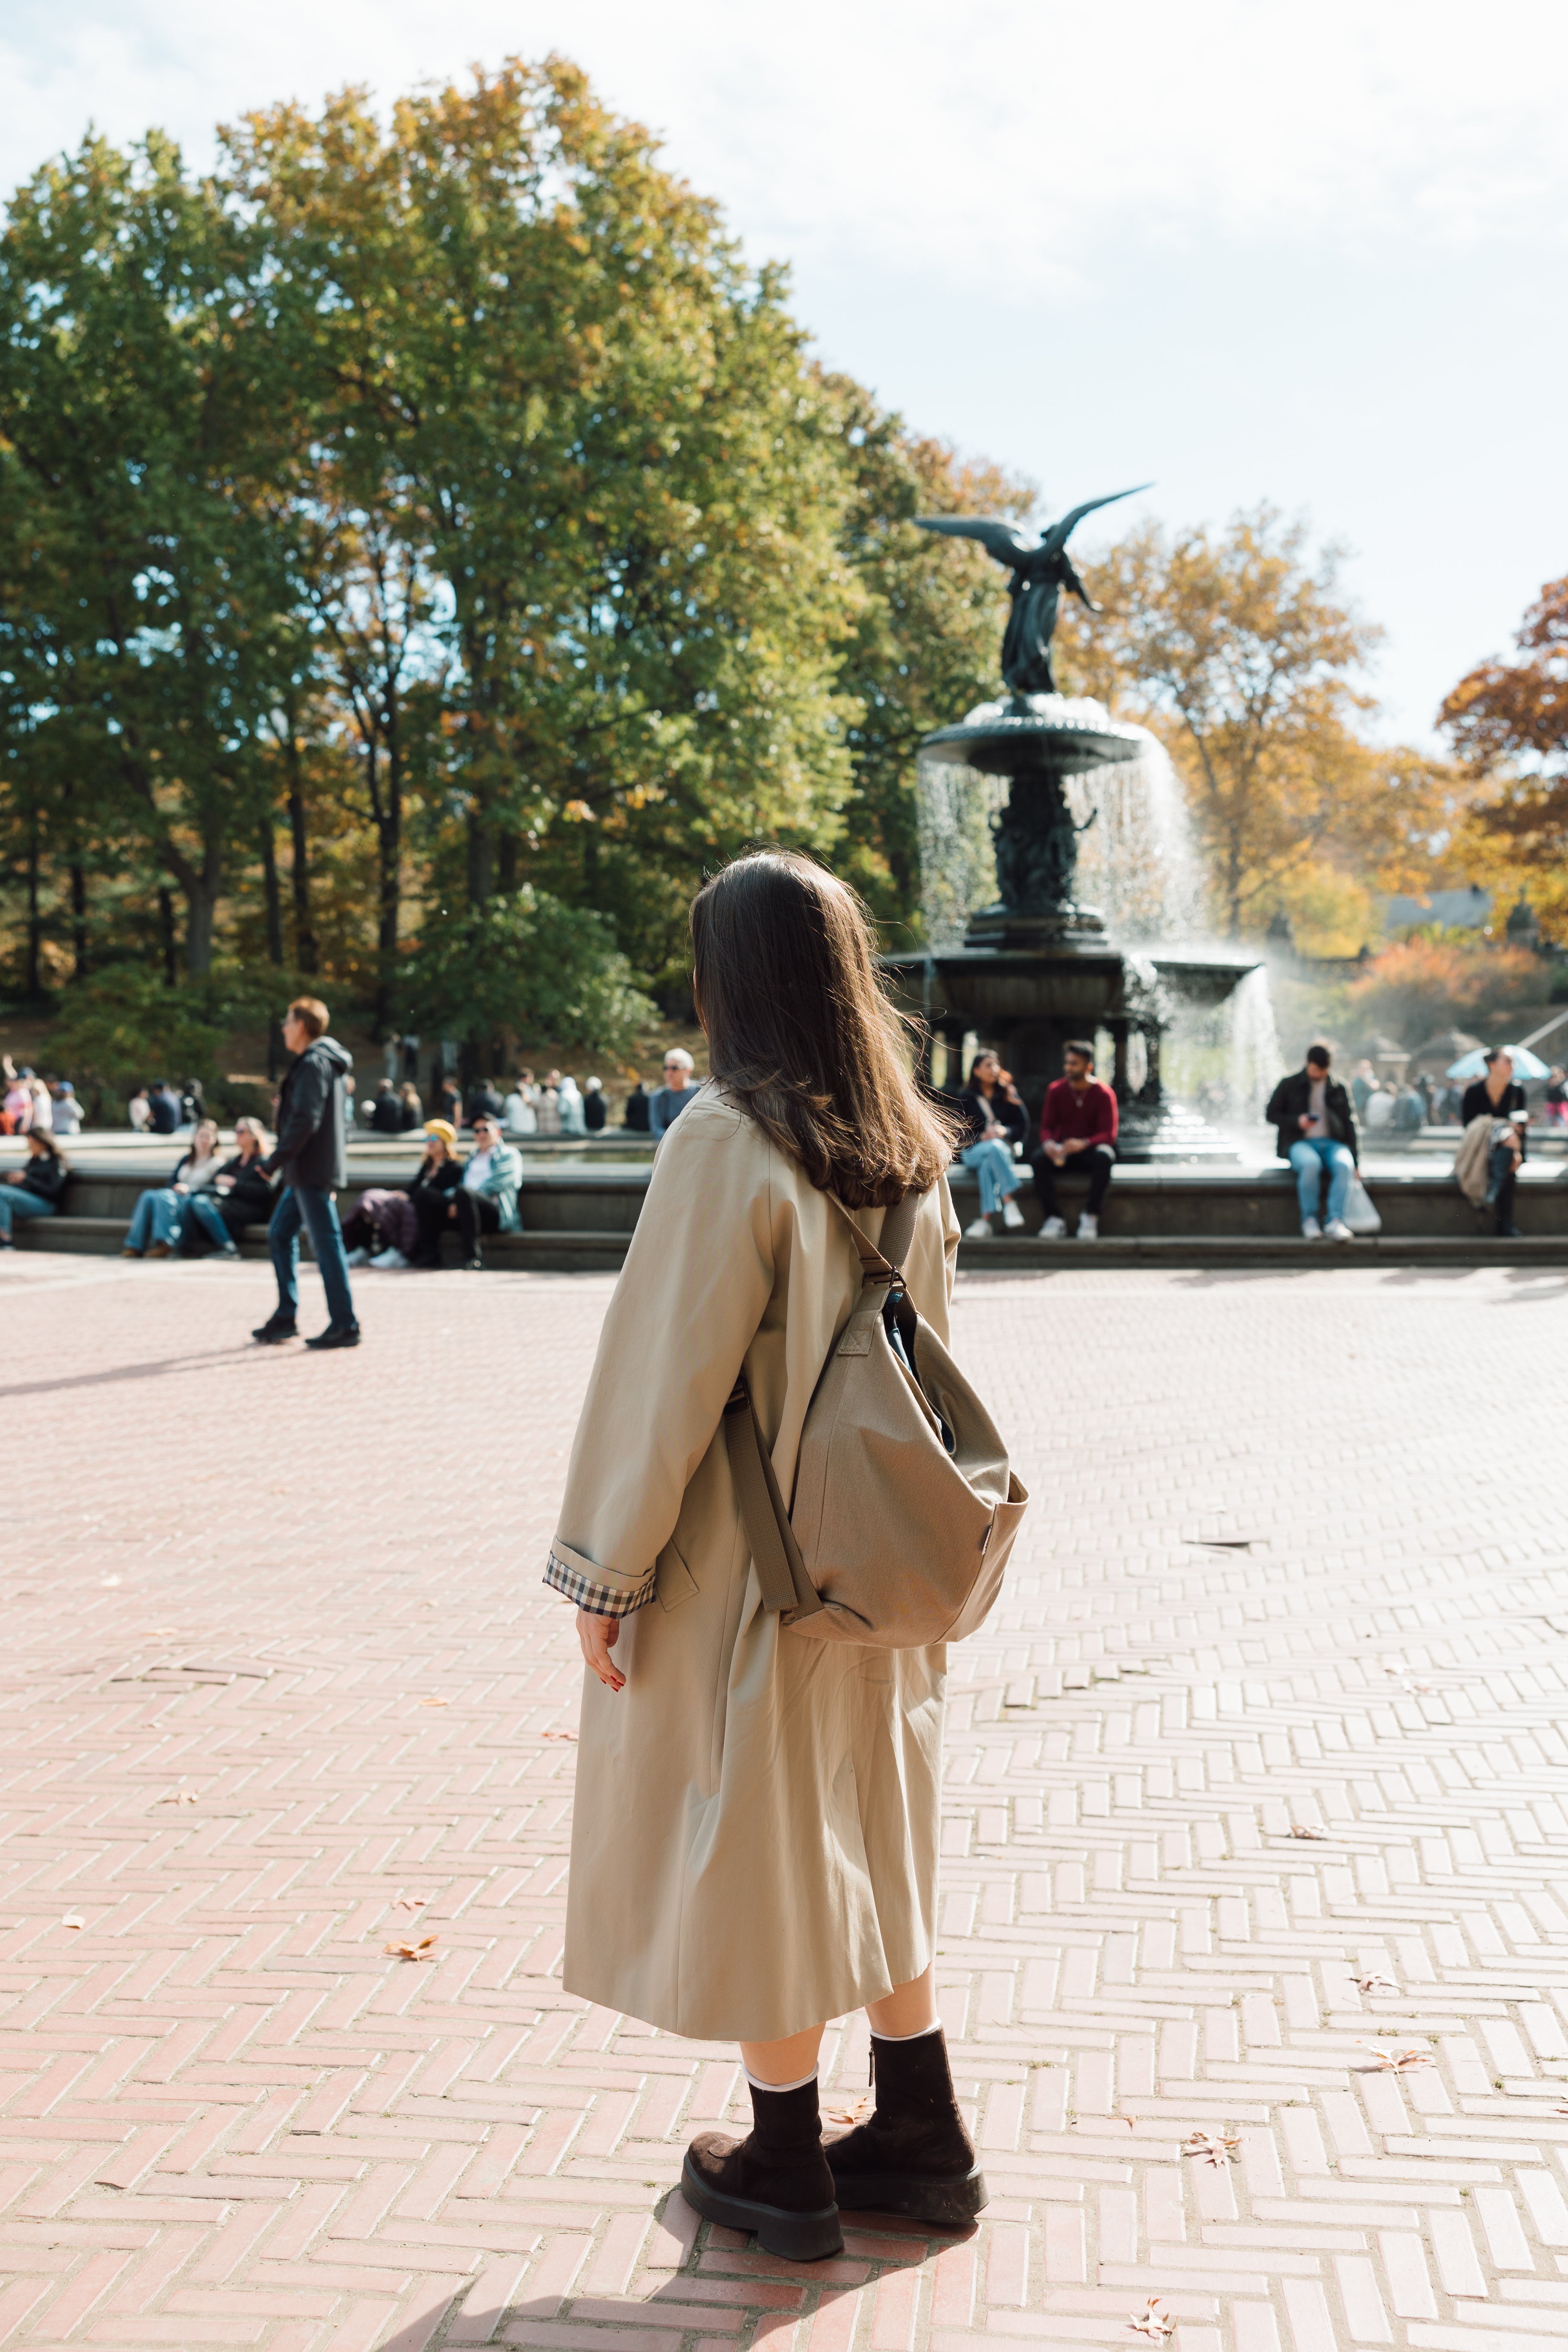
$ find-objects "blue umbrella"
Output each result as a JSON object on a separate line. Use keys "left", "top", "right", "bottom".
{"left": 1446, "top": 1043, "right": 1552, "bottom": 1081}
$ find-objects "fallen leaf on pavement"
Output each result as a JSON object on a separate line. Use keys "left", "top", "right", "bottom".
{"left": 396, "top": 1895, "right": 428, "bottom": 1909}
{"left": 384, "top": 1935, "right": 439, "bottom": 1961}
{"left": 1356, "top": 1973, "right": 1398, "bottom": 1994}
{"left": 1129, "top": 2299, "right": 1175, "bottom": 2340}
{"left": 62, "top": 1915, "right": 84, "bottom": 1930}
{"left": 420, "top": 1697, "right": 449, "bottom": 1708}
{"left": 542, "top": 1728, "right": 577, "bottom": 1741}
{"left": 1289, "top": 1823, "right": 1327, "bottom": 1839}
{"left": 156, "top": 1791, "right": 198, "bottom": 1805}
{"left": 1183, "top": 2130, "right": 1239, "bottom": 2165}
{"left": 1357, "top": 2042, "right": 1431, "bottom": 2072}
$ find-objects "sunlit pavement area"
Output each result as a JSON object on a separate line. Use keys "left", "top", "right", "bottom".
{"left": 3, "top": 1248, "right": 1568, "bottom": 2351}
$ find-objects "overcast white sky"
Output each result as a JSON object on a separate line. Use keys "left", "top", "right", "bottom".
{"left": 4, "top": 0, "right": 1566, "bottom": 744}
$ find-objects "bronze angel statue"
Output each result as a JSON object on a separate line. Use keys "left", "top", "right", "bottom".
{"left": 916, "top": 485, "right": 1150, "bottom": 696}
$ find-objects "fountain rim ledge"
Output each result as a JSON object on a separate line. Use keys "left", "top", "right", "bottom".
{"left": 919, "top": 690, "right": 1147, "bottom": 772}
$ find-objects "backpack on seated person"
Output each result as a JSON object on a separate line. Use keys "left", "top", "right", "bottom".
{"left": 724, "top": 1189, "right": 1028, "bottom": 1649}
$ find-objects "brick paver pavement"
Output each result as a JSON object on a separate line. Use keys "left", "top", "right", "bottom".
{"left": 1, "top": 1249, "right": 1567, "bottom": 2352}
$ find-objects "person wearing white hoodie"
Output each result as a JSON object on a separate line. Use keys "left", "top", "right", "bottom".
{"left": 557, "top": 1075, "right": 586, "bottom": 1136}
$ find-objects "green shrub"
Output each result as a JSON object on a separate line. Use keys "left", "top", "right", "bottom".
{"left": 397, "top": 888, "right": 656, "bottom": 1058}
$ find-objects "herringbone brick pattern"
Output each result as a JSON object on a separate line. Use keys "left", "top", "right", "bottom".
{"left": 1, "top": 1249, "right": 1566, "bottom": 2352}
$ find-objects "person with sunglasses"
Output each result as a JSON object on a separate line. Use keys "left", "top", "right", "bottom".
{"left": 649, "top": 1048, "right": 699, "bottom": 1138}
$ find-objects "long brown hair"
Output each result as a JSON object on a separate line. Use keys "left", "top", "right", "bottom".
{"left": 690, "top": 850, "right": 958, "bottom": 1207}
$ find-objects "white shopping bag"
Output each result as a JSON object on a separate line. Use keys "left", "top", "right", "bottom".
{"left": 1343, "top": 1173, "right": 1382, "bottom": 1235}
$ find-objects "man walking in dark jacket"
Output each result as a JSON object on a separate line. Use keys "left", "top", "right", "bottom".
{"left": 252, "top": 997, "right": 360, "bottom": 1349}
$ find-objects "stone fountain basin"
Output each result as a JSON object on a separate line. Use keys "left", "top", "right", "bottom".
{"left": 885, "top": 941, "right": 1260, "bottom": 1026}
{"left": 888, "top": 941, "right": 1130, "bottom": 1026}
{"left": 1144, "top": 946, "right": 1262, "bottom": 1008}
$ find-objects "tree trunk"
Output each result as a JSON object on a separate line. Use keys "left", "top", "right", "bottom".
{"left": 285, "top": 738, "right": 318, "bottom": 974}
{"left": 498, "top": 830, "right": 519, "bottom": 892}
{"left": 24, "top": 815, "right": 42, "bottom": 999}
{"left": 158, "top": 809, "right": 224, "bottom": 980}
{"left": 184, "top": 868, "right": 222, "bottom": 978}
{"left": 467, "top": 807, "right": 496, "bottom": 908}
{"left": 157, "top": 887, "right": 179, "bottom": 987}
{"left": 373, "top": 738, "right": 401, "bottom": 1036}
{"left": 70, "top": 863, "right": 88, "bottom": 977}
{"left": 259, "top": 818, "right": 285, "bottom": 966}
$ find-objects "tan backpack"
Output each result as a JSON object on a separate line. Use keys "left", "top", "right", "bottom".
{"left": 724, "top": 1189, "right": 1028, "bottom": 1648}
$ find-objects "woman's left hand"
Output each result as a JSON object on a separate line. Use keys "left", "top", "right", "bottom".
{"left": 577, "top": 1609, "right": 625, "bottom": 1693}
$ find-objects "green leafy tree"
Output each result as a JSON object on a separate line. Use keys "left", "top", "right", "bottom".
{"left": 223, "top": 61, "right": 864, "bottom": 994}
{"left": 0, "top": 134, "right": 311, "bottom": 974}
{"left": 397, "top": 885, "right": 654, "bottom": 1058}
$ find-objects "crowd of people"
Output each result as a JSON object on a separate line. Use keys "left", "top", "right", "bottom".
{"left": 1349, "top": 1055, "right": 1568, "bottom": 1131}
{"left": 4, "top": 1012, "right": 1562, "bottom": 1274}
{"left": 1, "top": 1058, "right": 83, "bottom": 1136}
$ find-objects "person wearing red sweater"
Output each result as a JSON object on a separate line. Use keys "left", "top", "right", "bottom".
{"left": 1033, "top": 1040, "right": 1118, "bottom": 1239}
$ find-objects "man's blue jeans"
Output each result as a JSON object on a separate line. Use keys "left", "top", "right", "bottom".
{"left": 269, "top": 1185, "right": 357, "bottom": 1328}
{"left": 1288, "top": 1137, "right": 1354, "bottom": 1226}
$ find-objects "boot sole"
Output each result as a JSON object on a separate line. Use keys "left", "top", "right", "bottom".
{"left": 680, "top": 2154, "right": 843, "bottom": 2261}
{"left": 831, "top": 2164, "right": 988, "bottom": 2225}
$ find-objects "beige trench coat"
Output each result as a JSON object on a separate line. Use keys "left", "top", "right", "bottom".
{"left": 551, "top": 1087, "right": 961, "bottom": 2043}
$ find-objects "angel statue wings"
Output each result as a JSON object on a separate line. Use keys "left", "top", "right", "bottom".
{"left": 916, "top": 485, "right": 1150, "bottom": 697}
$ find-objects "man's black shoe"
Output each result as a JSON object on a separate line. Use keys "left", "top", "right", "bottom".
{"left": 305, "top": 1323, "right": 361, "bottom": 1350}
{"left": 251, "top": 1315, "right": 297, "bottom": 1343}
{"left": 462, "top": 1255, "right": 484, "bottom": 1271}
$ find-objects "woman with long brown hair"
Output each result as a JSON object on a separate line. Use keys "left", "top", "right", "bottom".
{"left": 545, "top": 850, "right": 982, "bottom": 2260}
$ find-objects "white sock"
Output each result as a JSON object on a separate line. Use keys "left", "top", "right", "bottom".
{"left": 744, "top": 2066, "right": 818, "bottom": 2096}
{"left": 870, "top": 2021, "right": 942, "bottom": 2043}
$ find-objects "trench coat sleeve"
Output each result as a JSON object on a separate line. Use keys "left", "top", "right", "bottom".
{"left": 545, "top": 1098, "right": 775, "bottom": 1618}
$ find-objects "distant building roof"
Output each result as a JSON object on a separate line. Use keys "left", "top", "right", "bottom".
{"left": 1380, "top": 885, "right": 1491, "bottom": 933}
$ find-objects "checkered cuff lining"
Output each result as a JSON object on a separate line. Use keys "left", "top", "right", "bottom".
{"left": 543, "top": 1547, "right": 655, "bottom": 1620}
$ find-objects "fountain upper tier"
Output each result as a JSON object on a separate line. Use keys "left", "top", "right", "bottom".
{"left": 922, "top": 692, "right": 1145, "bottom": 951}
{"left": 922, "top": 691, "right": 1147, "bottom": 784}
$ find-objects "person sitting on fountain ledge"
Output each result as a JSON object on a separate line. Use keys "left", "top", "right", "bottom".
{"left": 1266, "top": 1043, "right": 1360, "bottom": 1241}
{"left": 1033, "top": 1041, "right": 1118, "bottom": 1240}
{"left": 956, "top": 1052, "right": 1028, "bottom": 1239}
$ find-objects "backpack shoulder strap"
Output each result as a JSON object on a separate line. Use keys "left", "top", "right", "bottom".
{"left": 723, "top": 1380, "right": 823, "bottom": 1621}
{"left": 830, "top": 1188, "right": 925, "bottom": 1280}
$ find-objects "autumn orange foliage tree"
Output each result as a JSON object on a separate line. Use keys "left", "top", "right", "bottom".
{"left": 1344, "top": 938, "right": 1547, "bottom": 1046}
{"left": 1060, "top": 508, "right": 1447, "bottom": 937}
{"left": 1440, "top": 579, "right": 1568, "bottom": 929}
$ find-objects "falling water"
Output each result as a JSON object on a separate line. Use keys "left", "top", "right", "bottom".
{"left": 1224, "top": 966, "right": 1283, "bottom": 1121}
{"left": 915, "top": 744, "right": 1008, "bottom": 948}
{"left": 1064, "top": 728, "right": 1210, "bottom": 940}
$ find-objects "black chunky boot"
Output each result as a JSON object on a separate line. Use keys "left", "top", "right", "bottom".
{"left": 683, "top": 2078, "right": 843, "bottom": 2262}
{"left": 824, "top": 2028, "right": 986, "bottom": 2224}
